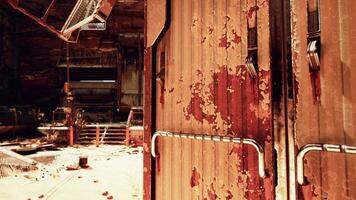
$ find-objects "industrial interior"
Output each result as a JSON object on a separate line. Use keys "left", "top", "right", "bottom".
{"left": 0, "top": 1, "right": 144, "bottom": 199}
{"left": 2, "top": 0, "right": 356, "bottom": 200}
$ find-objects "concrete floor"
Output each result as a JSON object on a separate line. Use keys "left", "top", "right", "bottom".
{"left": 0, "top": 145, "right": 143, "bottom": 200}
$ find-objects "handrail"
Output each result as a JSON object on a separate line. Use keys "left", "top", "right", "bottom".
{"left": 151, "top": 131, "right": 266, "bottom": 178}
{"left": 297, "top": 143, "right": 356, "bottom": 185}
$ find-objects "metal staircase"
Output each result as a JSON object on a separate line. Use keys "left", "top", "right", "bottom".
{"left": 77, "top": 124, "right": 127, "bottom": 145}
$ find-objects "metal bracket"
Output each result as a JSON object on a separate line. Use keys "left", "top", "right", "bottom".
{"left": 151, "top": 131, "right": 267, "bottom": 178}
{"left": 297, "top": 143, "right": 356, "bottom": 185}
{"left": 8, "top": 0, "right": 115, "bottom": 43}
{"left": 307, "top": 0, "right": 321, "bottom": 71}
{"left": 307, "top": 39, "right": 320, "bottom": 70}
{"left": 245, "top": 53, "right": 258, "bottom": 77}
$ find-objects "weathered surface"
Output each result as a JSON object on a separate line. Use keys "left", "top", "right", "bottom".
{"left": 147, "top": 0, "right": 274, "bottom": 199}
{"left": 292, "top": 0, "right": 356, "bottom": 199}
{"left": 146, "top": 0, "right": 166, "bottom": 47}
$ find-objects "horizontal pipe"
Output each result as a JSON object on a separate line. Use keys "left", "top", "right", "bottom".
{"left": 297, "top": 143, "right": 356, "bottom": 185}
{"left": 151, "top": 131, "right": 266, "bottom": 178}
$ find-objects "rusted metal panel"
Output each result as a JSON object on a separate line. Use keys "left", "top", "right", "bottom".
{"left": 146, "top": 0, "right": 166, "bottom": 47}
{"left": 143, "top": 47, "right": 152, "bottom": 200}
{"left": 340, "top": 1, "right": 356, "bottom": 199}
{"left": 292, "top": 0, "right": 356, "bottom": 199}
{"left": 149, "top": 0, "right": 274, "bottom": 199}
{"left": 179, "top": 0, "right": 193, "bottom": 199}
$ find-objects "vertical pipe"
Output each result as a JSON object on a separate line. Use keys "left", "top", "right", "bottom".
{"left": 96, "top": 125, "right": 100, "bottom": 147}
{"left": 125, "top": 127, "right": 130, "bottom": 146}
{"left": 138, "top": 32, "right": 143, "bottom": 105}
{"left": 116, "top": 51, "right": 122, "bottom": 112}
{"left": 68, "top": 126, "right": 74, "bottom": 146}
{"left": 66, "top": 42, "right": 70, "bottom": 83}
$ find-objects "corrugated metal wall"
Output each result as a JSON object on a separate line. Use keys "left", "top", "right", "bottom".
{"left": 292, "top": 0, "right": 356, "bottom": 199}
{"left": 152, "top": 0, "right": 274, "bottom": 199}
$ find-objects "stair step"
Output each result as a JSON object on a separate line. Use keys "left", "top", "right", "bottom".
{"left": 78, "top": 136, "right": 126, "bottom": 140}
{"left": 78, "top": 124, "right": 127, "bottom": 145}
{"left": 80, "top": 133, "right": 125, "bottom": 136}
{"left": 78, "top": 140, "right": 125, "bottom": 145}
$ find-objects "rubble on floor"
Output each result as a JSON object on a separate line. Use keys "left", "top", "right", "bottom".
{"left": 0, "top": 144, "right": 143, "bottom": 200}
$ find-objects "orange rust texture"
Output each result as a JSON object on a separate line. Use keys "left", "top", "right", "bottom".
{"left": 146, "top": 0, "right": 166, "bottom": 47}
{"left": 150, "top": 0, "right": 274, "bottom": 199}
{"left": 292, "top": 0, "right": 356, "bottom": 199}
{"left": 143, "top": 47, "right": 152, "bottom": 200}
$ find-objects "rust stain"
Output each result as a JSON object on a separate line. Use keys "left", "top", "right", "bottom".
{"left": 179, "top": 76, "right": 183, "bottom": 82}
{"left": 185, "top": 67, "right": 270, "bottom": 140}
{"left": 190, "top": 167, "right": 201, "bottom": 188}
{"left": 232, "top": 29, "right": 242, "bottom": 45}
{"left": 208, "top": 26, "right": 214, "bottom": 35}
{"left": 160, "top": 87, "right": 165, "bottom": 104}
{"left": 247, "top": 6, "right": 259, "bottom": 19}
{"left": 219, "top": 34, "right": 231, "bottom": 49}
{"left": 310, "top": 71, "right": 321, "bottom": 103}
{"left": 225, "top": 190, "right": 233, "bottom": 200}
{"left": 202, "top": 36, "right": 207, "bottom": 44}
{"left": 207, "top": 183, "right": 218, "bottom": 200}
{"left": 298, "top": 184, "right": 319, "bottom": 200}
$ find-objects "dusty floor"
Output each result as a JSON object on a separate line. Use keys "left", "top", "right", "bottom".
{"left": 0, "top": 145, "right": 143, "bottom": 200}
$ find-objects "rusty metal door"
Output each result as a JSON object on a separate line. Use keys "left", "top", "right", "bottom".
{"left": 291, "top": 0, "right": 356, "bottom": 199}
{"left": 145, "top": 0, "right": 276, "bottom": 199}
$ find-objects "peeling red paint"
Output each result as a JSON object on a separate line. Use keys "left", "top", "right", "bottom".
{"left": 156, "top": 155, "right": 161, "bottom": 174}
{"left": 247, "top": 6, "right": 259, "bottom": 19}
{"left": 207, "top": 183, "right": 218, "bottom": 200}
{"left": 190, "top": 167, "right": 201, "bottom": 188}
{"left": 208, "top": 26, "right": 214, "bottom": 35}
{"left": 298, "top": 184, "right": 319, "bottom": 200}
{"left": 160, "top": 87, "right": 165, "bottom": 104}
{"left": 225, "top": 190, "right": 233, "bottom": 200}
{"left": 185, "top": 66, "right": 270, "bottom": 139}
{"left": 219, "top": 34, "right": 231, "bottom": 49}
{"left": 310, "top": 71, "right": 321, "bottom": 104}
{"left": 232, "top": 30, "right": 242, "bottom": 45}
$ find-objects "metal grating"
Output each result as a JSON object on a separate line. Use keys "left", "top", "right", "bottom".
{"left": 8, "top": 0, "right": 116, "bottom": 43}
{"left": 61, "top": 0, "right": 102, "bottom": 40}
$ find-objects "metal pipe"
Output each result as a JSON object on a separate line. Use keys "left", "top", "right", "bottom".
{"left": 296, "top": 143, "right": 356, "bottom": 185}
{"left": 151, "top": 131, "right": 266, "bottom": 178}
{"left": 41, "top": 0, "right": 57, "bottom": 22}
{"left": 95, "top": 125, "right": 100, "bottom": 147}
{"left": 7, "top": 0, "right": 67, "bottom": 41}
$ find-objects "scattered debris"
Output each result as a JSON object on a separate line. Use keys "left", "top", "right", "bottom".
{"left": 66, "top": 164, "right": 80, "bottom": 171}
{"left": 24, "top": 174, "right": 35, "bottom": 180}
{"left": 0, "top": 146, "right": 143, "bottom": 199}
{"left": 0, "top": 147, "right": 37, "bottom": 165}
{"left": 79, "top": 156, "right": 88, "bottom": 168}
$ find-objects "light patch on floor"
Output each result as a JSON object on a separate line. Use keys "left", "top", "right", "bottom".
{"left": 0, "top": 145, "right": 143, "bottom": 200}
